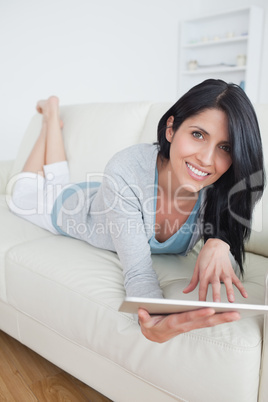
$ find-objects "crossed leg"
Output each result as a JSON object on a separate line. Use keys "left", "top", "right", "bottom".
{"left": 23, "top": 96, "right": 66, "bottom": 175}
{"left": 9, "top": 96, "right": 69, "bottom": 234}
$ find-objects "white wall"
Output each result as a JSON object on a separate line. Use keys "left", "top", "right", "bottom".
{"left": 1, "top": 0, "right": 267, "bottom": 160}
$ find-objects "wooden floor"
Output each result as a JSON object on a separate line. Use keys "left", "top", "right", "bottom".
{"left": 0, "top": 330, "right": 112, "bottom": 401}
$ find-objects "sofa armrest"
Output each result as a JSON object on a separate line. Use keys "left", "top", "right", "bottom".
{"left": 258, "top": 271, "right": 268, "bottom": 401}
{"left": 0, "top": 160, "right": 14, "bottom": 194}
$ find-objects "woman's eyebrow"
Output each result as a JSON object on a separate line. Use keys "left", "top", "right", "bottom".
{"left": 189, "top": 125, "right": 210, "bottom": 135}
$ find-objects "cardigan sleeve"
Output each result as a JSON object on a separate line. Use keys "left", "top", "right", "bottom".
{"left": 100, "top": 157, "right": 163, "bottom": 299}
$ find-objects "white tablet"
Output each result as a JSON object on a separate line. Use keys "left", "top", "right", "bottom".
{"left": 119, "top": 297, "right": 268, "bottom": 319}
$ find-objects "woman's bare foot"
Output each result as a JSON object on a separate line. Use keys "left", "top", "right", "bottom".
{"left": 36, "top": 96, "right": 63, "bottom": 128}
{"left": 36, "top": 96, "right": 59, "bottom": 114}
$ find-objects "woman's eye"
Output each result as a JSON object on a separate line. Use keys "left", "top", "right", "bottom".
{"left": 220, "top": 144, "right": 231, "bottom": 153}
{"left": 192, "top": 131, "right": 203, "bottom": 139}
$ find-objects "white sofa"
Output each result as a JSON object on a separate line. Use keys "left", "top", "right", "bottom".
{"left": 1, "top": 101, "right": 268, "bottom": 402}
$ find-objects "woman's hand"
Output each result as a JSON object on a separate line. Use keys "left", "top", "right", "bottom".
{"left": 183, "top": 238, "right": 248, "bottom": 303}
{"left": 138, "top": 307, "right": 240, "bottom": 343}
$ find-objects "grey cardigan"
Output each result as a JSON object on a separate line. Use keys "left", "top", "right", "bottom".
{"left": 52, "top": 143, "right": 203, "bottom": 298}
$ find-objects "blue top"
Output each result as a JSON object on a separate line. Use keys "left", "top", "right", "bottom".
{"left": 149, "top": 166, "right": 201, "bottom": 254}
{"left": 51, "top": 181, "right": 101, "bottom": 236}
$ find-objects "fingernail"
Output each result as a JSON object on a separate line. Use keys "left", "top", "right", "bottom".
{"left": 229, "top": 294, "right": 235, "bottom": 302}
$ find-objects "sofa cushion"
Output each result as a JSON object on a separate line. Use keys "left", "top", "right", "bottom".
{"left": 4, "top": 225, "right": 267, "bottom": 401}
{"left": 0, "top": 196, "right": 50, "bottom": 302}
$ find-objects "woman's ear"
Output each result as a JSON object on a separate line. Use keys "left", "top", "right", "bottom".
{"left": 166, "top": 116, "right": 175, "bottom": 143}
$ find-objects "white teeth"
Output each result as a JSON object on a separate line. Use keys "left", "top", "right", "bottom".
{"left": 186, "top": 163, "right": 209, "bottom": 177}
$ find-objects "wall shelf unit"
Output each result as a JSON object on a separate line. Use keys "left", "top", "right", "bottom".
{"left": 178, "top": 6, "right": 263, "bottom": 102}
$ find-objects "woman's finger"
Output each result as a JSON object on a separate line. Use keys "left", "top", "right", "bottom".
{"left": 138, "top": 308, "right": 153, "bottom": 327}
{"left": 232, "top": 275, "right": 248, "bottom": 298}
{"left": 183, "top": 265, "right": 200, "bottom": 294}
{"left": 223, "top": 277, "right": 235, "bottom": 302}
{"left": 178, "top": 309, "right": 240, "bottom": 334}
{"left": 198, "top": 277, "right": 209, "bottom": 301}
{"left": 138, "top": 308, "right": 163, "bottom": 328}
{"left": 198, "top": 311, "right": 241, "bottom": 328}
{"left": 211, "top": 279, "right": 221, "bottom": 303}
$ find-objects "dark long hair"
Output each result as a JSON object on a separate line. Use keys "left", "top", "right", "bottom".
{"left": 156, "top": 79, "right": 265, "bottom": 274}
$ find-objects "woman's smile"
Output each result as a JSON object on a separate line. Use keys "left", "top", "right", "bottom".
{"left": 186, "top": 161, "right": 211, "bottom": 180}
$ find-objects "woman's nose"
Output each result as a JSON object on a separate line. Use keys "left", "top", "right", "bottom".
{"left": 196, "top": 146, "right": 214, "bottom": 166}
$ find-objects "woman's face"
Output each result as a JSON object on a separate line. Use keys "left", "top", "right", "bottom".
{"left": 165, "top": 108, "right": 232, "bottom": 193}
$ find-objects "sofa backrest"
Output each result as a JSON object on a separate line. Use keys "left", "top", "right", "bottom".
{"left": 7, "top": 101, "right": 268, "bottom": 259}
{"left": 10, "top": 102, "right": 157, "bottom": 184}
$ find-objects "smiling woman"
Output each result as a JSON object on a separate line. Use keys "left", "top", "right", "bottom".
{"left": 8, "top": 79, "right": 265, "bottom": 343}
{"left": 156, "top": 79, "right": 265, "bottom": 276}
{"left": 160, "top": 109, "right": 232, "bottom": 192}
